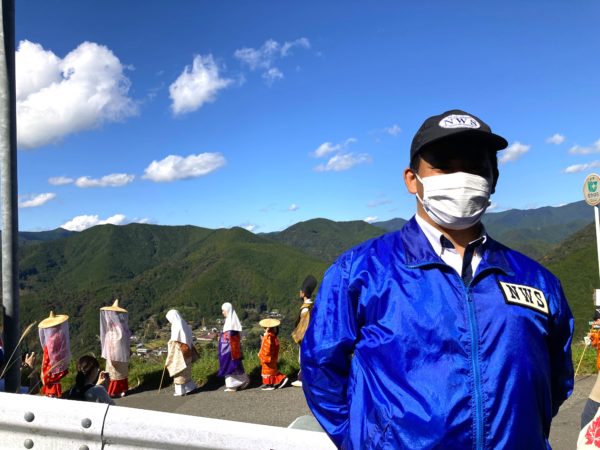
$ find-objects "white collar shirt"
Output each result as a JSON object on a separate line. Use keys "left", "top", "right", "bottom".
{"left": 414, "top": 214, "right": 487, "bottom": 280}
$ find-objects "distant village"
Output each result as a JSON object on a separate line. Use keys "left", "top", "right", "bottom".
{"left": 131, "top": 309, "right": 285, "bottom": 358}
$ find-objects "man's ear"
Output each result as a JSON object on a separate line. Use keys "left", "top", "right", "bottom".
{"left": 404, "top": 168, "right": 418, "bottom": 194}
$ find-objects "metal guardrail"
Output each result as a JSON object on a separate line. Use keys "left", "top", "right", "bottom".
{"left": 0, "top": 392, "right": 336, "bottom": 450}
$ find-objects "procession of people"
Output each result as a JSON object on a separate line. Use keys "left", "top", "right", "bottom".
{"left": 0, "top": 277, "right": 316, "bottom": 401}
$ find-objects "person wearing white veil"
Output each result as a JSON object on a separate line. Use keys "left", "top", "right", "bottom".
{"left": 165, "top": 309, "right": 198, "bottom": 396}
{"left": 218, "top": 302, "right": 249, "bottom": 392}
{"left": 100, "top": 299, "right": 131, "bottom": 398}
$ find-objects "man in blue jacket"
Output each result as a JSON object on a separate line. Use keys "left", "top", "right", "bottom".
{"left": 301, "top": 109, "right": 574, "bottom": 449}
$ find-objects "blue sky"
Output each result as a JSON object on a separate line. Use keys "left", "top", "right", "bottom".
{"left": 13, "top": 1, "right": 600, "bottom": 232}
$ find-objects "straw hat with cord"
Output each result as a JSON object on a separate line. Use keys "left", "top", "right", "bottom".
{"left": 100, "top": 299, "right": 127, "bottom": 313}
{"left": 38, "top": 311, "right": 69, "bottom": 329}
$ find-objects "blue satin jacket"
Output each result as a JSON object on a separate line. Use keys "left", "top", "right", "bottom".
{"left": 301, "top": 217, "right": 574, "bottom": 450}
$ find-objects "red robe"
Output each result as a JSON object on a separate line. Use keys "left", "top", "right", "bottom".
{"left": 41, "top": 345, "right": 67, "bottom": 397}
{"left": 258, "top": 331, "right": 286, "bottom": 385}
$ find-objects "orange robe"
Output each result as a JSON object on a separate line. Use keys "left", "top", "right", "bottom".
{"left": 41, "top": 346, "right": 67, "bottom": 397}
{"left": 258, "top": 331, "right": 286, "bottom": 385}
{"left": 591, "top": 331, "right": 600, "bottom": 371}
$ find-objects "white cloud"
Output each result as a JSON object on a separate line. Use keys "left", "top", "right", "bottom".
{"left": 499, "top": 141, "right": 531, "bottom": 164}
{"left": 288, "top": 203, "right": 299, "bottom": 211}
{"left": 18, "top": 192, "right": 56, "bottom": 208}
{"left": 61, "top": 213, "right": 127, "bottom": 231}
{"left": 385, "top": 124, "right": 402, "bottom": 136}
{"left": 280, "top": 38, "right": 310, "bottom": 57}
{"left": 315, "top": 153, "right": 372, "bottom": 172}
{"left": 48, "top": 176, "right": 74, "bottom": 186}
{"left": 143, "top": 152, "right": 226, "bottom": 183}
{"left": 75, "top": 173, "right": 135, "bottom": 188}
{"left": 546, "top": 133, "right": 565, "bottom": 145}
{"left": 564, "top": 161, "right": 600, "bottom": 174}
{"left": 364, "top": 216, "right": 378, "bottom": 224}
{"left": 487, "top": 202, "right": 499, "bottom": 212}
{"left": 169, "top": 54, "right": 232, "bottom": 115}
{"left": 234, "top": 37, "right": 310, "bottom": 83}
{"left": 367, "top": 198, "right": 392, "bottom": 208}
{"left": 568, "top": 139, "right": 600, "bottom": 155}
{"left": 262, "top": 68, "right": 284, "bottom": 84}
{"left": 312, "top": 138, "right": 356, "bottom": 158}
{"left": 241, "top": 223, "right": 257, "bottom": 232}
{"left": 16, "top": 40, "right": 137, "bottom": 149}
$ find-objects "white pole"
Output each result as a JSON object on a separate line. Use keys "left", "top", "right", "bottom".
{"left": 595, "top": 206, "right": 600, "bottom": 283}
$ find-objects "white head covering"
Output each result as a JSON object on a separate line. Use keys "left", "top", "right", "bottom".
{"left": 166, "top": 309, "right": 193, "bottom": 346}
{"left": 100, "top": 309, "right": 131, "bottom": 362}
{"left": 221, "top": 302, "right": 242, "bottom": 332}
{"left": 38, "top": 321, "right": 71, "bottom": 374}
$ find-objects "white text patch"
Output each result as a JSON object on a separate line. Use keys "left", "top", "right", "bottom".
{"left": 498, "top": 281, "right": 549, "bottom": 315}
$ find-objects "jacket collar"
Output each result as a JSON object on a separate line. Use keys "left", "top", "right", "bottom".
{"left": 401, "top": 216, "right": 514, "bottom": 277}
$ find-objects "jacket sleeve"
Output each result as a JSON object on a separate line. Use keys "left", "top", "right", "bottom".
{"left": 301, "top": 253, "right": 358, "bottom": 448}
{"left": 549, "top": 280, "right": 574, "bottom": 417}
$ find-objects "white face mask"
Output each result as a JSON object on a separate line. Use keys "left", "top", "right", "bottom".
{"left": 415, "top": 171, "right": 491, "bottom": 230}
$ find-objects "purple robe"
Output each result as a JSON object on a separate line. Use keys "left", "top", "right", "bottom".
{"left": 217, "top": 330, "right": 246, "bottom": 377}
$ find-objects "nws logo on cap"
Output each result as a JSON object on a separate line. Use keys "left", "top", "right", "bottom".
{"left": 439, "top": 114, "right": 480, "bottom": 129}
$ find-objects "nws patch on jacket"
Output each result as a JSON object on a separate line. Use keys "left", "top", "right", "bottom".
{"left": 498, "top": 281, "right": 549, "bottom": 315}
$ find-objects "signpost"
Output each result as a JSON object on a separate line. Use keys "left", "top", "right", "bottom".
{"left": 577, "top": 174, "right": 600, "bottom": 376}
{"left": 583, "top": 173, "right": 600, "bottom": 282}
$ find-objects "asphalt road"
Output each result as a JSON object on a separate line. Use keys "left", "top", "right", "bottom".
{"left": 115, "top": 379, "right": 314, "bottom": 428}
{"left": 115, "top": 375, "right": 596, "bottom": 449}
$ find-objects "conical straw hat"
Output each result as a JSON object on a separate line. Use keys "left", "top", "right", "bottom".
{"left": 38, "top": 311, "right": 69, "bottom": 329}
{"left": 100, "top": 299, "right": 127, "bottom": 313}
{"left": 259, "top": 318, "right": 281, "bottom": 328}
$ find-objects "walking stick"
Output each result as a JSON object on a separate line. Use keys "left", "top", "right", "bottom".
{"left": 158, "top": 364, "right": 167, "bottom": 394}
{"left": 576, "top": 325, "right": 597, "bottom": 378}
{"left": 576, "top": 344, "right": 589, "bottom": 378}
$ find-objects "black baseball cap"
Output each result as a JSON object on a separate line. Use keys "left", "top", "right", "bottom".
{"left": 410, "top": 109, "right": 508, "bottom": 162}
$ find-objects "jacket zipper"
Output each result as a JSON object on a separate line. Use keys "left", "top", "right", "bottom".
{"left": 466, "top": 289, "right": 484, "bottom": 450}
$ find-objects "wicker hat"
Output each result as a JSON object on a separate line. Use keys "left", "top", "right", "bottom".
{"left": 259, "top": 318, "right": 281, "bottom": 328}
{"left": 100, "top": 299, "right": 127, "bottom": 313}
{"left": 38, "top": 311, "right": 69, "bottom": 329}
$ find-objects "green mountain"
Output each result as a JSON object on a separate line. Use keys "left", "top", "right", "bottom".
{"left": 18, "top": 223, "right": 328, "bottom": 354}
{"left": 0, "top": 227, "right": 76, "bottom": 247}
{"left": 263, "top": 218, "right": 386, "bottom": 263}
{"left": 369, "top": 201, "right": 593, "bottom": 260}
{"left": 373, "top": 218, "right": 407, "bottom": 232}
{"left": 10, "top": 200, "right": 597, "bottom": 356}
{"left": 542, "top": 222, "right": 598, "bottom": 339}
{"left": 482, "top": 201, "right": 592, "bottom": 259}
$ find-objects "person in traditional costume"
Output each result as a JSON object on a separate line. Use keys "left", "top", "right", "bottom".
{"left": 100, "top": 299, "right": 131, "bottom": 398}
{"left": 38, "top": 311, "right": 70, "bottom": 397}
{"left": 67, "top": 355, "right": 114, "bottom": 405}
{"left": 258, "top": 318, "right": 288, "bottom": 390}
{"left": 165, "top": 309, "right": 198, "bottom": 396}
{"left": 0, "top": 332, "right": 39, "bottom": 394}
{"left": 218, "top": 302, "right": 249, "bottom": 392}
{"left": 291, "top": 275, "right": 317, "bottom": 387}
